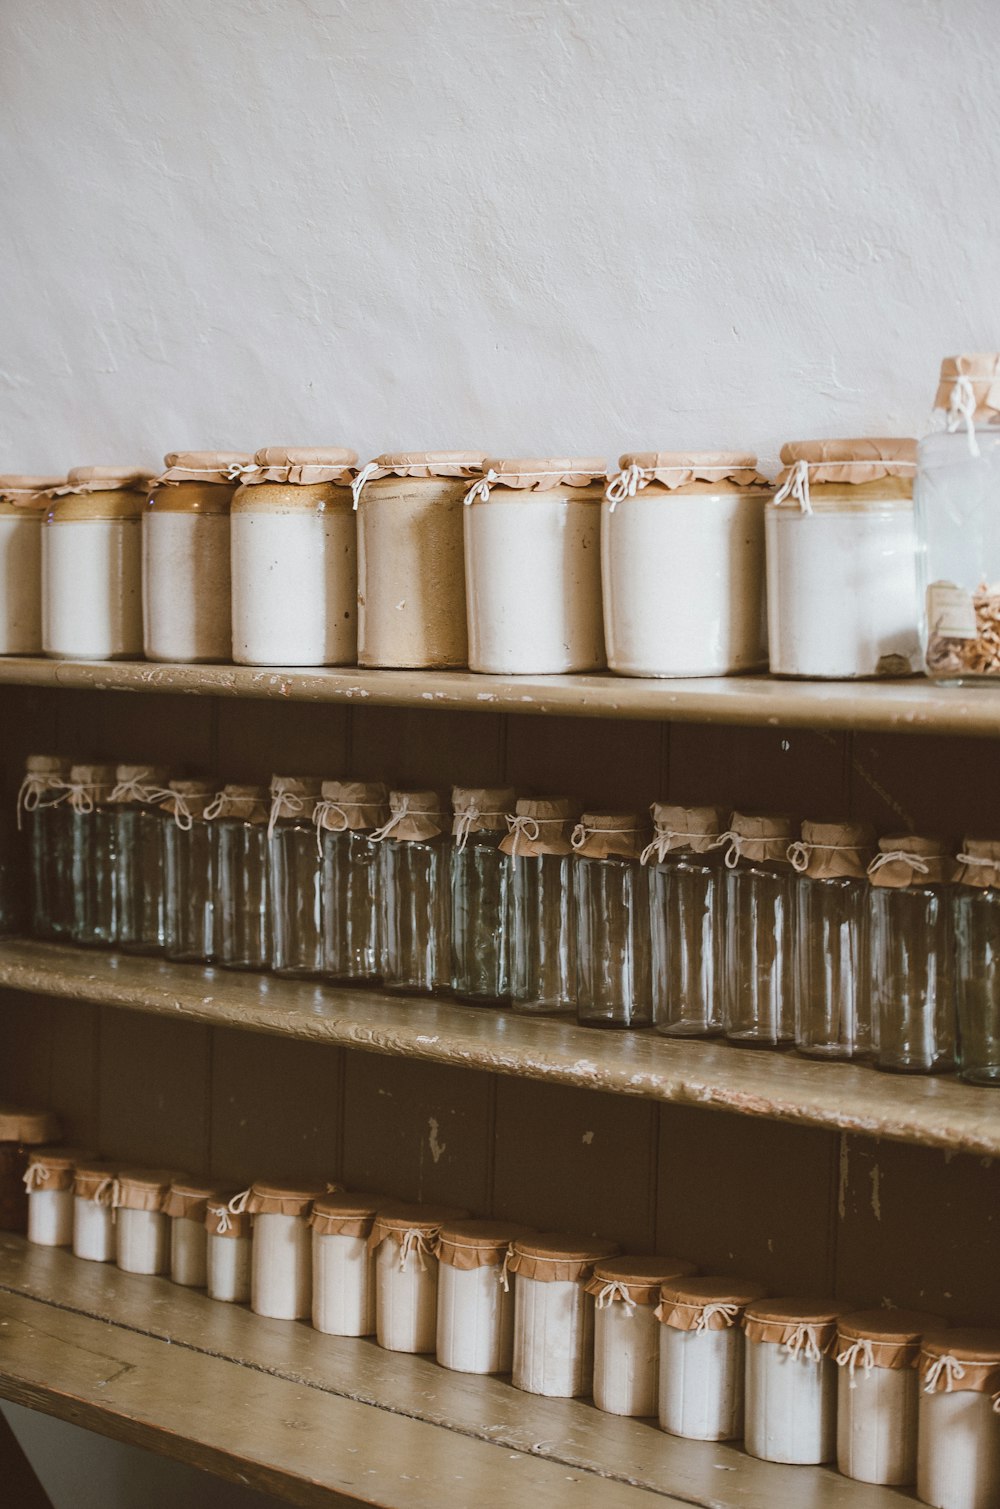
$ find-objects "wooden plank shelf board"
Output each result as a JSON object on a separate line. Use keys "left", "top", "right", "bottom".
{"left": 1, "top": 939, "right": 997, "bottom": 1156}
{"left": 0, "top": 1235, "right": 912, "bottom": 1508}
{"left": 2, "top": 655, "right": 1000, "bottom": 735}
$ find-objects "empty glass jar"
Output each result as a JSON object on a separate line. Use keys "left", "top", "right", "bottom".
{"left": 573, "top": 813, "right": 650, "bottom": 1028}
{"left": 66, "top": 764, "right": 118, "bottom": 946}
{"left": 377, "top": 790, "right": 451, "bottom": 993}
{"left": 19, "top": 754, "right": 73, "bottom": 940}
{"left": 868, "top": 835, "right": 957, "bottom": 1074}
{"left": 723, "top": 812, "right": 797, "bottom": 1047}
{"left": 790, "top": 819, "right": 875, "bottom": 1059}
{"left": 954, "top": 838, "right": 1000, "bottom": 1085}
{"left": 450, "top": 786, "right": 515, "bottom": 1005}
{"left": 111, "top": 764, "right": 171, "bottom": 954}
{"left": 268, "top": 775, "right": 323, "bottom": 977}
{"left": 644, "top": 804, "right": 727, "bottom": 1037}
{"left": 316, "top": 781, "right": 388, "bottom": 983}
{"left": 208, "top": 784, "right": 271, "bottom": 970}
{"left": 162, "top": 779, "right": 218, "bottom": 963}
{"left": 503, "top": 797, "right": 577, "bottom": 1015}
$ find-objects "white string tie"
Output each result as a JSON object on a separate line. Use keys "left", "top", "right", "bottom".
{"left": 169, "top": 792, "right": 196, "bottom": 831}
{"left": 787, "top": 840, "right": 869, "bottom": 873}
{"left": 226, "top": 461, "right": 260, "bottom": 482}
{"left": 268, "top": 790, "right": 306, "bottom": 840}
{"left": 463, "top": 468, "right": 498, "bottom": 506}
{"left": 956, "top": 851, "right": 1000, "bottom": 880}
{"left": 719, "top": 831, "right": 747, "bottom": 869}
{"left": 371, "top": 800, "right": 410, "bottom": 843}
{"left": 783, "top": 1324, "right": 823, "bottom": 1363}
{"left": 499, "top": 1244, "right": 515, "bottom": 1292}
{"left": 22, "top": 1163, "right": 49, "bottom": 1191}
{"left": 605, "top": 463, "right": 646, "bottom": 510}
{"left": 695, "top": 1302, "right": 741, "bottom": 1333}
{"left": 836, "top": 1338, "right": 876, "bottom": 1388}
{"left": 108, "top": 1179, "right": 123, "bottom": 1221}
{"left": 947, "top": 376, "right": 981, "bottom": 458}
{"left": 772, "top": 458, "right": 812, "bottom": 514}
{"left": 16, "top": 773, "right": 69, "bottom": 829}
{"left": 571, "top": 822, "right": 638, "bottom": 852}
{"left": 313, "top": 800, "right": 349, "bottom": 854}
{"left": 595, "top": 1280, "right": 637, "bottom": 1314}
{"left": 992, "top": 1390, "right": 1000, "bottom": 1415}
{"left": 93, "top": 1177, "right": 116, "bottom": 1207}
{"left": 923, "top": 1354, "right": 967, "bottom": 1394}
{"left": 398, "top": 1227, "right": 432, "bottom": 1272}
{"left": 453, "top": 808, "right": 508, "bottom": 852}
{"left": 227, "top": 1188, "right": 252, "bottom": 1216}
{"left": 640, "top": 826, "right": 725, "bottom": 866}
{"left": 351, "top": 461, "right": 380, "bottom": 510}
{"left": 505, "top": 813, "right": 541, "bottom": 869}
{"left": 208, "top": 1202, "right": 233, "bottom": 1235}
{"left": 867, "top": 850, "right": 931, "bottom": 878}
{"left": 59, "top": 780, "right": 110, "bottom": 814}
{"left": 109, "top": 774, "right": 172, "bottom": 807}
{"left": 202, "top": 793, "right": 227, "bottom": 822}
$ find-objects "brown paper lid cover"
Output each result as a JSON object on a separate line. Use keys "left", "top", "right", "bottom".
{"left": 240, "top": 446, "right": 357, "bottom": 487}
{"left": 25, "top": 1146, "right": 94, "bottom": 1191}
{"left": 934, "top": 355, "right": 1000, "bottom": 421}
{"left": 371, "top": 452, "right": 485, "bottom": 479}
{"left": 572, "top": 812, "right": 644, "bottom": 861}
{"left": 957, "top": 837, "right": 1000, "bottom": 888}
{"left": 789, "top": 820, "right": 876, "bottom": 880}
{"left": 310, "top": 1190, "right": 382, "bottom": 1237}
{"left": 436, "top": 1219, "right": 535, "bottom": 1269}
{"left": 206, "top": 784, "right": 269, "bottom": 823}
{"left": 163, "top": 1177, "right": 226, "bottom": 1220}
{"left": 644, "top": 803, "right": 728, "bottom": 859}
{"left": 161, "top": 778, "right": 217, "bottom": 819}
{"left": 919, "top": 1329, "right": 1000, "bottom": 1394}
{"left": 0, "top": 1105, "right": 61, "bottom": 1144}
{"left": 52, "top": 466, "right": 153, "bottom": 495}
{"left": 656, "top": 1276, "right": 768, "bottom": 1330}
{"left": 727, "top": 811, "right": 796, "bottom": 866}
{"left": 451, "top": 787, "right": 516, "bottom": 836}
{"left": 507, "top": 1232, "right": 620, "bottom": 1283}
{"left": 482, "top": 457, "right": 607, "bottom": 491}
{"left": 68, "top": 764, "right": 116, "bottom": 788}
{"left": 617, "top": 451, "right": 767, "bottom": 491}
{"left": 111, "top": 765, "right": 172, "bottom": 804}
{"left": 115, "top": 1167, "right": 181, "bottom": 1211}
{"left": 74, "top": 1160, "right": 119, "bottom": 1200}
{"left": 585, "top": 1255, "right": 698, "bottom": 1306}
{"left": 776, "top": 439, "right": 917, "bottom": 489}
{"left": 0, "top": 475, "right": 63, "bottom": 507}
{"left": 836, "top": 1309, "right": 944, "bottom": 1370}
{"left": 380, "top": 789, "right": 448, "bottom": 842}
{"left": 369, "top": 1202, "right": 470, "bottom": 1251}
{"left": 743, "top": 1297, "right": 853, "bottom": 1351}
{"left": 154, "top": 452, "right": 251, "bottom": 485}
{"left": 499, "top": 796, "right": 576, "bottom": 857}
{"left": 247, "top": 1179, "right": 332, "bottom": 1216}
{"left": 316, "top": 781, "right": 389, "bottom": 833}
{"left": 868, "top": 834, "right": 957, "bottom": 888}
{"left": 269, "top": 775, "right": 323, "bottom": 821}
{"left": 25, "top": 755, "right": 70, "bottom": 776}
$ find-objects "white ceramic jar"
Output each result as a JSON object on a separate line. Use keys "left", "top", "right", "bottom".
{"left": 585, "top": 1255, "right": 698, "bottom": 1417}
{"left": 435, "top": 1220, "right": 532, "bottom": 1375}
{"left": 163, "top": 1177, "right": 221, "bottom": 1288}
{"left": 766, "top": 438, "right": 921, "bottom": 678}
{"left": 72, "top": 1159, "right": 118, "bottom": 1263}
{"left": 231, "top": 446, "right": 358, "bottom": 666}
{"left": 743, "top": 1298, "right": 850, "bottom": 1464}
{"left": 370, "top": 1202, "right": 468, "bottom": 1354}
{"left": 43, "top": 466, "right": 149, "bottom": 660}
{"left": 656, "top": 1276, "right": 767, "bottom": 1441}
{"left": 0, "top": 476, "right": 60, "bottom": 654}
{"left": 836, "top": 1308, "right": 941, "bottom": 1486}
{"left": 310, "top": 1191, "right": 379, "bottom": 1337}
{"left": 603, "top": 451, "right": 767, "bottom": 677}
{"left": 204, "top": 1198, "right": 252, "bottom": 1304}
{"left": 113, "top": 1167, "right": 177, "bottom": 1275}
{"left": 144, "top": 451, "right": 249, "bottom": 663}
{"left": 917, "top": 1330, "right": 1000, "bottom": 1509}
{"left": 508, "top": 1232, "right": 619, "bottom": 1398}
{"left": 237, "top": 1179, "right": 329, "bottom": 1320}
{"left": 464, "top": 457, "right": 607, "bottom": 673}
{"left": 24, "top": 1146, "right": 88, "bottom": 1247}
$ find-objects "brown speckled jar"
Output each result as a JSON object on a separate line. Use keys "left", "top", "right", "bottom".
{"left": 0, "top": 1103, "right": 61, "bottom": 1231}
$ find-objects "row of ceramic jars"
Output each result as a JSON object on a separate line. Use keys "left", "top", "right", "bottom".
{"left": 17, "top": 1142, "right": 1000, "bottom": 1508}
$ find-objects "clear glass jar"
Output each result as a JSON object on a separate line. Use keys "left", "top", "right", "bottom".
{"left": 20, "top": 755, "right": 74, "bottom": 940}
{"left": 836, "top": 1309, "right": 940, "bottom": 1487}
{"left": 573, "top": 813, "right": 650, "bottom": 1028}
{"left": 954, "top": 841, "right": 1000, "bottom": 1085}
{"left": 42, "top": 468, "right": 147, "bottom": 660}
{"left": 644, "top": 804, "right": 727, "bottom": 1037}
{"left": 240, "top": 1180, "right": 328, "bottom": 1320}
{"left": 111, "top": 764, "right": 171, "bottom": 954}
{"left": 268, "top": 775, "right": 323, "bottom": 977}
{"left": 917, "top": 1330, "right": 1000, "bottom": 1509}
{"left": 505, "top": 798, "right": 577, "bottom": 1015}
{"left": 371, "top": 1204, "right": 468, "bottom": 1354}
{"left": 508, "top": 1233, "right": 619, "bottom": 1398}
{"left": 162, "top": 779, "right": 218, "bottom": 963}
{"left": 450, "top": 786, "right": 515, "bottom": 1005}
{"left": 587, "top": 1257, "right": 697, "bottom": 1418}
{"left": 317, "top": 781, "right": 388, "bottom": 984}
{"left": 869, "top": 837, "right": 957, "bottom": 1074}
{"left": 205, "top": 1200, "right": 252, "bottom": 1304}
{"left": 656, "top": 1277, "right": 766, "bottom": 1442}
{"left": 743, "top": 1300, "right": 847, "bottom": 1464}
{"left": 0, "top": 476, "right": 55, "bottom": 654}
{"left": 378, "top": 791, "right": 451, "bottom": 993}
{"left": 723, "top": 813, "right": 797, "bottom": 1047}
{"left": 113, "top": 1168, "right": 175, "bottom": 1276}
{"left": 209, "top": 784, "right": 271, "bottom": 970}
{"left": 66, "top": 764, "right": 118, "bottom": 946}
{"left": 310, "top": 1193, "right": 379, "bottom": 1336}
{"left": 791, "top": 820, "right": 875, "bottom": 1059}
{"left": 72, "top": 1159, "right": 118, "bottom": 1263}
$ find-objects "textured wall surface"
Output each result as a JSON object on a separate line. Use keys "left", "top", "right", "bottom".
{"left": 2, "top": 0, "right": 1000, "bottom": 475}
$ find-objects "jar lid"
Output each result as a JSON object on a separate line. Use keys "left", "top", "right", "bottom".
{"left": 110, "top": 765, "right": 172, "bottom": 804}
{"left": 499, "top": 796, "right": 577, "bottom": 858}
{"left": 315, "top": 781, "right": 389, "bottom": 834}
{"left": 160, "top": 778, "right": 217, "bottom": 824}
{"left": 571, "top": 812, "right": 644, "bottom": 861}
{"left": 310, "top": 1190, "right": 383, "bottom": 1237}
{"left": 0, "top": 475, "right": 63, "bottom": 508}
{"left": 205, "top": 1194, "right": 252, "bottom": 1238}
{"left": 268, "top": 775, "right": 323, "bottom": 826}
{"left": 611, "top": 451, "right": 767, "bottom": 497}
{"left": 155, "top": 451, "right": 252, "bottom": 485}
{"left": 163, "top": 1177, "right": 226, "bottom": 1221}
{"left": 372, "top": 1201, "right": 470, "bottom": 1235}
{"left": 244, "top": 1179, "right": 333, "bottom": 1216}
{"left": 24, "top": 1145, "right": 95, "bottom": 1192}
{"left": 934, "top": 355, "right": 1000, "bottom": 421}
{"left": 479, "top": 457, "right": 607, "bottom": 492}
{"left": 204, "top": 784, "right": 269, "bottom": 823}
{"left": 0, "top": 1105, "right": 61, "bottom": 1144}
{"left": 241, "top": 446, "right": 358, "bottom": 487}
{"left": 867, "top": 834, "right": 957, "bottom": 889}
{"left": 787, "top": 819, "right": 876, "bottom": 881}
{"left": 68, "top": 763, "right": 116, "bottom": 788}
{"left": 52, "top": 466, "right": 154, "bottom": 495}
{"left": 506, "top": 1231, "right": 620, "bottom": 1283}
{"left": 114, "top": 1167, "right": 184, "bottom": 1212}
{"left": 643, "top": 803, "right": 728, "bottom": 862}
{"left": 656, "top": 1276, "right": 768, "bottom": 1331}
{"left": 436, "top": 1219, "right": 535, "bottom": 1269}
{"left": 724, "top": 811, "right": 796, "bottom": 867}
{"left": 371, "top": 452, "right": 486, "bottom": 478}
{"left": 957, "top": 837, "right": 1000, "bottom": 889}
{"left": 74, "top": 1160, "right": 118, "bottom": 1202}
{"left": 451, "top": 787, "right": 516, "bottom": 840}
{"left": 23, "top": 754, "right": 71, "bottom": 776}
{"left": 775, "top": 439, "right": 916, "bottom": 494}
{"left": 585, "top": 1255, "right": 698, "bottom": 1308}
{"left": 25, "top": 1144, "right": 92, "bottom": 1170}
{"left": 376, "top": 790, "right": 448, "bottom": 843}
{"left": 743, "top": 1297, "right": 854, "bottom": 1354}
{"left": 836, "top": 1309, "right": 944, "bottom": 1373}
{"left": 919, "top": 1328, "right": 1000, "bottom": 1397}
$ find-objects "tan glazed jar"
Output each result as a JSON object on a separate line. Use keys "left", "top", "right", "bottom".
{"left": 43, "top": 467, "right": 151, "bottom": 659}
{"left": 0, "top": 475, "right": 62, "bottom": 654}
{"left": 354, "top": 451, "right": 482, "bottom": 668}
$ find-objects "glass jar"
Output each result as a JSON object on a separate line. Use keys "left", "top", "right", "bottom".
{"left": 231, "top": 447, "right": 358, "bottom": 666}
{"left": 0, "top": 1104, "right": 60, "bottom": 1232}
{"left": 954, "top": 839, "right": 1000, "bottom": 1085}
{"left": 743, "top": 1298, "right": 849, "bottom": 1464}
{"left": 355, "top": 452, "right": 480, "bottom": 668}
{"left": 790, "top": 819, "right": 875, "bottom": 1059}
{"left": 917, "top": 354, "right": 1000, "bottom": 684}
{"left": 504, "top": 797, "right": 577, "bottom": 1015}
{"left": 205, "top": 1198, "right": 252, "bottom": 1304}
{"left": 24, "top": 1146, "right": 88, "bottom": 1248}
{"left": 72, "top": 1159, "right": 118, "bottom": 1263}
{"left": 162, "top": 779, "right": 218, "bottom": 963}
{"left": 144, "top": 451, "right": 248, "bottom": 663}
{"left": 508, "top": 1232, "right": 619, "bottom": 1398}
{"left": 766, "top": 439, "right": 920, "bottom": 677}
{"left": 0, "top": 475, "right": 58, "bottom": 653}
{"left": 66, "top": 764, "right": 118, "bottom": 946}
{"left": 377, "top": 790, "right": 451, "bottom": 993}
{"left": 236, "top": 1179, "right": 329, "bottom": 1320}
{"left": 836, "top": 1309, "right": 941, "bottom": 1486}
{"left": 370, "top": 1203, "right": 468, "bottom": 1354}
{"left": 586, "top": 1256, "right": 697, "bottom": 1418}
{"left": 723, "top": 812, "right": 797, "bottom": 1047}
{"left": 208, "top": 784, "right": 271, "bottom": 970}
{"left": 42, "top": 467, "right": 148, "bottom": 660}
{"left": 450, "top": 786, "right": 515, "bottom": 1005}
{"left": 573, "top": 813, "right": 650, "bottom": 1028}
{"left": 18, "top": 754, "right": 73, "bottom": 940}
{"left": 918, "top": 1330, "right": 1000, "bottom": 1509}
{"left": 113, "top": 1167, "right": 176, "bottom": 1275}
{"left": 868, "top": 835, "right": 957, "bottom": 1074}
{"left": 465, "top": 457, "right": 606, "bottom": 673}
{"left": 435, "top": 1220, "right": 532, "bottom": 1376}
{"left": 656, "top": 1277, "right": 766, "bottom": 1441}
{"left": 268, "top": 775, "right": 324, "bottom": 977}
{"left": 604, "top": 452, "right": 767, "bottom": 676}
{"left": 317, "top": 781, "right": 388, "bottom": 984}
{"left": 111, "top": 764, "right": 172, "bottom": 954}
{"left": 163, "top": 1178, "right": 220, "bottom": 1288}
{"left": 644, "top": 804, "right": 727, "bottom": 1037}
{"left": 310, "top": 1191, "right": 379, "bottom": 1337}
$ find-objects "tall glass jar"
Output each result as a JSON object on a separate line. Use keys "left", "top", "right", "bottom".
{"left": 573, "top": 813, "right": 650, "bottom": 1028}
{"left": 917, "top": 354, "right": 1000, "bottom": 684}
{"left": 66, "top": 764, "right": 118, "bottom": 946}
{"left": 790, "top": 819, "right": 875, "bottom": 1059}
{"left": 355, "top": 453, "right": 481, "bottom": 669}
{"left": 917, "top": 1329, "right": 1000, "bottom": 1509}
{"left": 207, "top": 784, "right": 271, "bottom": 970}
{"left": 0, "top": 475, "right": 58, "bottom": 653}
{"left": 377, "top": 790, "right": 451, "bottom": 993}
{"left": 42, "top": 467, "right": 149, "bottom": 660}
{"left": 110, "top": 764, "right": 172, "bottom": 955}
{"left": 503, "top": 797, "right": 577, "bottom": 1015}
{"left": 316, "top": 781, "right": 388, "bottom": 984}
{"left": 836, "top": 1309, "right": 941, "bottom": 1487}
{"left": 450, "top": 786, "right": 515, "bottom": 1005}
{"left": 144, "top": 450, "right": 248, "bottom": 663}
{"left": 162, "top": 779, "right": 218, "bottom": 963}
{"left": 268, "top": 775, "right": 323, "bottom": 977}
{"left": 723, "top": 812, "right": 797, "bottom": 1047}
{"left": 954, "top": 838, "right": 1000, "bottom": 1085}
{"left": 231, "top": 447, "right": 358, "bottom": 667}
{"left": 868, "top": 835, "right": 957, "bottom": 1074}
{"left": 644, "top": 803, "right": 727, "bottom": 1037}
{"left": 18, "top": 755, "right": 73, "bottom": 940}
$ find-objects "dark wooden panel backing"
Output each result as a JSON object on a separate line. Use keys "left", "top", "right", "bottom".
{"left": 98, "top": 1009, "right": 210, "bottom": 1175}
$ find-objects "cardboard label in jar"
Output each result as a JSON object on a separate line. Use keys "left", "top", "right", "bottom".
{"left": 926, "top": 581, "right": 977, "bottom": 639}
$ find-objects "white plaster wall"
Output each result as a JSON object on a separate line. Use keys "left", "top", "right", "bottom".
{"left": 2, "top": 0, "right": 1000, "bottom": 478}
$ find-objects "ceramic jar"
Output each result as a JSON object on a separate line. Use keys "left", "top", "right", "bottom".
{"left": 508, "top": 1232, "right": 619, "bottom": 1398}
{"left": 72, "top": 1159, "right": 118, "bottom": 1263}
{"left": 0, "top": 1104, "right": 60, "bottom": 1232}
{"left": 43, "top": 467, "right": 149, "bottom": 659}
{"left": 163, "top": 1177, "right": 222, "bottom": 1288}
{"left": 205, "top": 1198, "right": 252, "bottom": 1304}
{"left": 836, "top": 1308, "right": 942, "bottom": 1486}
{"left": 0, "top": 475, "right": 60, "bottom": 653}
{"left": 24, "top": 1146, "right": 90, "bottom": 1247}
{"left": 917, "top": 1329, "right": 1000, "bottom": 1509}
{"left": 237, "top": 1179, "right": 329, "bottom": 1321}
{"left": 586, "top": 1255, "right": 698, "bottom": 1418}
{"left": 310, "top": 1191, "right": 380, "bottom": 1337}
{"left": 370, "top": 1202, "right": 468, "bottom": 1354}
{"left": 113, "top": 1167, "right": 177, "bottom": 1275}
{"left": 743, "top": 1298, "right": 850, "bottom": 1464}
{"left": 435, "top": 1220, "right": 532, "bottom": 1376}
{"left": 572, "top": 813, "right": 650, "bottom": 1027}
{"left": 656, "top": 1276, "right": 767, "bottom": 1441}
{"left": 791, "top": 820, "right": 875, "bottom": 1059}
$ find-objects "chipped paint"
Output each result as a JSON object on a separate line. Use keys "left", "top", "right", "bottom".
{"left": 427, "top": 1117, "right": 446, "bottom": 1163}
{"left": 869, "top": 1163, "right": 881, "bottom": 1221}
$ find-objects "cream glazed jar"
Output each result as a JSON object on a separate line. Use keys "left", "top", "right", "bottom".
{"left": 370, "top": 1202, "right": 468, "bottom": 1354}
{"left": 43, "top": 467, "right": 150, "bottom": 659}
{"left": 144, "top": 451, "right": 250, "bottom": 663}
{"left": 0, "top": 476, "right": 61, "bottom": 654}
{"left": 917, "top": 1330, "right": 1000, "bottom": 1509}
{"left": 836, "top": 1308, "right": 942, "bottom": 1486}
{"left": 656, "top": 1276, "right": 767, "bottom": 1442}
{"left": 163, "top": 1176, "right": 223, "bottom": 1288}
{"left": 585, "top": 1255, "right": 698, "bottom": 1417}
{"left": 24, "top": 1146, "right": 92, "bottom": 1248}
{"left": 354, "top": 452, "right": 482, "bottom": 668}
{"left": 231, "top": 447, "right": 358, "bottom": 666}
{"left": 204, "top": 1197, "right": 252, "bottom": 1304}
{"left": 72, "top": 1159, "right": 118, "bottom": 1263}
{"left": 113, "top": 1167, "right": 178, "bottom": 1275}
{"left": 435, "top": 1220, "right": 534, "bottom": 1376}
{"left": 234, "top": 1178, "right": 330, "bottom": 1320}
{"left": 508, "top": 1232, "right": 620, "bottom": 1398}
{"left": 603, "top": 452, "right": 768, "bottom": 677}
{"left": 464, "top": 458, "right": 606, "bottom": 673}
{"left": 743, "top": 1297, "right": 851, "bottom": 1464}
{"left": 310, "top": 1191, "right": 380, "bottom": 1337}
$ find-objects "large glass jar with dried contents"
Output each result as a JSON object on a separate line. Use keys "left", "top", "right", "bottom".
{"left": 43, "top": 467, "right": 149, "bottom": 659}
{"left": 18, "top": 755, "right": 73, "bottom": 941}
{"left": 267, "top": 775, "right": 324, "bottom": 977}
{"left": 643, "top": 804, "right": 727, "bottom": 1037}
{"left": 316, "top": 781, "right": 388, "bottom": 984}
{"left": 162, "top": 779, "right": 218, "bottom": 962}
{"left": 377, "top": 790, "right": 451, "bottom": 993}
{"left": 354, "top": 453, "right": 482, "bottom": 668}
{"left": 450, "top": 786, "right": 515, "bottom": 1005}
{"left": 603, "top": 452, "right": 767, "bottom": 676}
{"left": 723, "top": 812, "right": 797, "bottom": 1047}
{"left": 66, "top": 764, "right": 118, "bottom": 946}
{"left": 231, "top": 447, "right": 358, "bottom": 667}
{"left": 207, "top": 784, "right": 271, "bottom": 970}
{"left": 790, "top": 820, "right": 875, "bottom": 1059}
{"left": 110, "top": 764, "right": 172, "bottom": 954}
{"left": 504, "top": 797, "right": 577, "bottom": 1015}
{"left": 573, "top": 813, "right": 650, "bottom": 1028}
{"left": 0, "top": 475, "right": 61, "bottom": 654}
{"left": 954, "top": 838, "right": 1000, "bottom": 1085}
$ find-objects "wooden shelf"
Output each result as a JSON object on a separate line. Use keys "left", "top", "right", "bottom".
{"left": 0, "top": 1233, "right": 911, "bottom": 1508}
{"left": 1, "top": 939, "right": 996, "bottom": 1156}
{"left": 1, "top": 655, "right": 1000, "bottom": 735}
